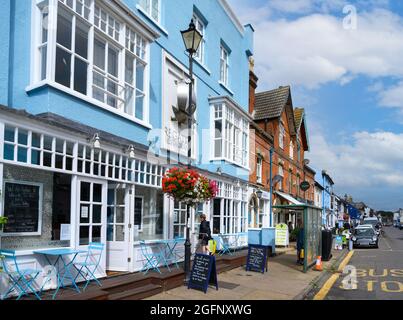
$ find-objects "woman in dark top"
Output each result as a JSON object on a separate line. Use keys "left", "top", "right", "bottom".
{"left": 198, "top": 214, "right": 212, "bottom": 254}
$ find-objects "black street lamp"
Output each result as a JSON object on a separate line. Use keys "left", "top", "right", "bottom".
{"left": 180, "top": 19, "right": 203, "bottom": 283}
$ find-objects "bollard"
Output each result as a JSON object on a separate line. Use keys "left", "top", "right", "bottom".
{"left": 348, "top": 239, "right": 353, "bottom": 251}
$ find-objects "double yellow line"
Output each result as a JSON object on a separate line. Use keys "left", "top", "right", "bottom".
{"left": 313, "top": 251, "right": 355, "bottom": 300}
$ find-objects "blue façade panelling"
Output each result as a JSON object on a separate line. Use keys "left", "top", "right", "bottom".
{"left": 2, "top": 0, "right": 253, "bottom": 180}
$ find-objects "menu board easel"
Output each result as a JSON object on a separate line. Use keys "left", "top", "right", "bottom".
{"left": 188, "top": 254, "right": 218, "bottom": 293}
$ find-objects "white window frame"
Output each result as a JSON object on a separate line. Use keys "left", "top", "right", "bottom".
{"left": 220, "top": 45, "right": 229, "bottom": 86}
{"left": 289, "top": 141, "right": 294, "bottom": 159}
{"left": 1, "top": 120, "right": 165, "bottom": 187}
{"left": 211, "top": 103, "right": 249, "bottom": 169}
{"left": 2, "top": 180, "right": 44, "bottom": 236}
{"left": 279, "top": 122, "right": 285, "bottom": 149}
{"left": 256, "top": 156, "right": 262, "bottom": 184}
{"left": 138, "top": 0, "right": 161, "bottom": 24}
{"left": 193, "top": 12, "right": 205, "bottom": 65}
{"left": 30, "top": 0, "right": 151, "bottom": 127}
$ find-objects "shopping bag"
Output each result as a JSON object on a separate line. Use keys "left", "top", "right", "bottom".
{"left": 208, "top": 239, "right": 217, "bottom": 255}
{"left": 300, "top": 249, "right": 305, "bottom": 259}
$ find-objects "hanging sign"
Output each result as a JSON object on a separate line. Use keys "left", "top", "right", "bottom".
{"left": 300, "top": 181, "right": 311, "bottom": 191}
{"left": 275, "top": 223, "right": 289, "bottom": 246}
{"left": 246, "top": 244, "right": 268, "bottom": 273}
{"left": 188, "top": 254, "right": 218, "bottom": 293}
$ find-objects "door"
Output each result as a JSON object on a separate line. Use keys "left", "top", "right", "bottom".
{"left": 76, "top": 178, "right": 107, "bottom": 274}
{"left": 106, "top": 183, "right": 130, "bottom": 271}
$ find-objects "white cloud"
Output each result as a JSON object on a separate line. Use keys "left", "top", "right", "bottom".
{"left": 379, "top": 81, "right": 403, "bottom": 108}
{"left": 307, "top": 128, "right": 403, "bottom": 190}
{"left": 227, "top": 1, "right": 403, "bottom": 90}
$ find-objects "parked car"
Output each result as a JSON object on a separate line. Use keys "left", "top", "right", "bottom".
{"left": 362, "top": 217, "right": 381, "bottom": 235}
{"left": 352, "top": 225, "right": 379, "bottom": 248}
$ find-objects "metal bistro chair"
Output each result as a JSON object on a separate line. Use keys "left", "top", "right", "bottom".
{"left": 73, "top": 242, "right": 104, "bottom": 291}
{"left": 0, "top": 249, "right": 42, "bottom": 300}
{"left": 218, "top": 234, "right": 234, "bottom": 256}
{"left": 139, "top": 240, "right": 165, "bottom": 275}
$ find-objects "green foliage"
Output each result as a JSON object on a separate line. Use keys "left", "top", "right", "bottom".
{"left": 290, "top": 227, "right": 301, "bottom": 242}
{"left": 0, "top": 216, "right": 7, "bottom": 226}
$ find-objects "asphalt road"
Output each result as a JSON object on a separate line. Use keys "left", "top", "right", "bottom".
{"left": 324, "top": 226, "right": 403, "bottom": 300}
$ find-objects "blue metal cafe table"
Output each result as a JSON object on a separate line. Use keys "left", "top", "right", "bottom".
{"left": 33, "top": 248, "right": 87, "bottom": 299}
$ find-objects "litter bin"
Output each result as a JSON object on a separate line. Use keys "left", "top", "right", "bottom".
{"left": 321, "top": 230, "right": 333, "bottom": 261}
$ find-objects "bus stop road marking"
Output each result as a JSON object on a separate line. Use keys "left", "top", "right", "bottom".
{"left": 313, "top": 251, "right": 355, "bottom": 300}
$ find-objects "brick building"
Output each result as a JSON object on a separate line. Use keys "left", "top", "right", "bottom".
{"left": 249, "top": 85, "right": 312, "bottom": 227}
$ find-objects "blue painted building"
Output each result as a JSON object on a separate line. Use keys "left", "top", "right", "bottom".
{"left": 321, "top": 170, "right": 335, "bottom": 228}
{"left": 0, "top": 0, "right": 253, "bottom": 284}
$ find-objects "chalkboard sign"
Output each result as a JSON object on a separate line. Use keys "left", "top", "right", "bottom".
{"left": 3, "top": 182, "right": 42, "bottom": 235}
{"left": 246, "top": 244, "right": 268, "bottom": 273}
{"left": 188, "top": 254, "right": 218, "bottom": 293}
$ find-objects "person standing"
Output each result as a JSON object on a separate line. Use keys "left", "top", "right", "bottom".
{"left": 198, "top": 214, "right": 212, "bottom": 254}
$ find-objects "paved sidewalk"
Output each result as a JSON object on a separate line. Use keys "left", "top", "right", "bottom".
{"left": 145, "top": 248, "right": 347, "bottom": 300}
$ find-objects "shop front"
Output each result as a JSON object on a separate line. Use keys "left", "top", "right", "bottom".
{"left": 0, "top": 109, "right": 169, "bottom": 292}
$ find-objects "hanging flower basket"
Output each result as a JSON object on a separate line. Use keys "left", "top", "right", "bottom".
{"left": 162, "top": 167, "right": 218, "bottom": 206}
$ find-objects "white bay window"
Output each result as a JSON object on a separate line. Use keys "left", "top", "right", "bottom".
{"left": 211, "top": 102, "right": 249, "bottom": 168}
{"left": 32, "top": 0, "right": 150, "bottom": 123}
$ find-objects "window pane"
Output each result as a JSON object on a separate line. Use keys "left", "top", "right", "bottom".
{"left": 94, "top": 38, "right": 105, "bottom": 70}
{"left": 5, "top": 126, "right": 15, "bottom": 142}
{"left": 93, "top": 184, "right": 102, "bottom": 202}
{"left": 93, "top": 205, "right": 102, "bottom": 223}
{"left": 75, "top": 21, "right": 89, "bottom": 59}
{"left": 108, "top": 47, "right": 118, "bottom": 77}
{"left": 31, "top": 150, "right": 41, "bottom": 165}
{"left": 115, "top": 225, "right": 124, "bottom": 241}
{"left": 136, "top": 61, "right": 144, "bottom": 91}
{"left": 56, "top": 154, "right": 63, "bottom": 169}
{"left": 125, "top": 54, "right": 134, "bottom": 84}
{"left": 79, "top": 226, "right": 90, "bottom": 245}
{"left": 4, "top": 144, "right": 14, "bottom": 160}
{"left": 32, "top": 132, "right": 41, "bottom": 148}
{"left": 55, "top": 47, "right": 71, "bottom": 88}
{"left": 80, "top": 182, "right": 91, "bottom": 201}
{"left": 41, "top": 45, "right": 47, "bottom": 80}
{"left": 135, "top": 94, "right": 144, "bottom": 120}
{"left": 124, "top": 86, "right": 134, "bottom": 116}
{"left": 18, "top": 130, "right": 28, "bottom": 145}
{"left": 74, "top": 58, "right": 88, "bottom": 94}
{"left": 107, "top": 224, "right": 113, "bottom": 241}
{"left": 17, "top": 147, "right": 27, "bottom": 162}
{"left": 92, "top": 226, "right": 101, "bottom": 243}
{"left": 57, "top": 8, "right": 72, "bottom": 49}
{"left": 116, "top": 207, "right": 124, "bottom": 223}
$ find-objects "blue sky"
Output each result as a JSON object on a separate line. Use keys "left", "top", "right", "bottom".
{"left": 227, "top": 0, "right": 403, "bottom": 210}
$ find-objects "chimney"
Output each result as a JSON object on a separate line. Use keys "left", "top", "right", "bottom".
{"left": 249, "top": 57, "right": 258, "bottom": 115}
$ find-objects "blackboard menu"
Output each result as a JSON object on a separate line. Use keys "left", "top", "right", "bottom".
{"left": 3, "top": 182, "right": 41, "bottom": 234}
{"left": 188, "top": 254, "right": 218, "bottom": 293}
{"left": 246, "top": 244, "right": 268, "bottom": 273}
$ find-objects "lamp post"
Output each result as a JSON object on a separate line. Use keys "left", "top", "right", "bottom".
{"left": 180, "top": 19, "right": 203, "bottom": 283}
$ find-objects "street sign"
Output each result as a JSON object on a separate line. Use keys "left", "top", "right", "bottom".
{"left": 300, "top": 181, "right": 310, "bottom": 191}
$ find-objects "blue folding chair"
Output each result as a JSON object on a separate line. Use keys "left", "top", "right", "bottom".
{"left": 218, "top": 234, "right": 233, "bottom": 256}
{"left": 0, "top": 249, "right": 42, "bottom": 300}
{"left": 73, "top": 243, "right": 104, "bottom": 291}
{"left": 139, "top": 241, "right": 165, "bottom": 275}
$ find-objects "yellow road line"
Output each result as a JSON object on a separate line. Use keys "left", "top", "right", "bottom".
{"left": 313, "top": 250, "right": 355, "bottom": 300}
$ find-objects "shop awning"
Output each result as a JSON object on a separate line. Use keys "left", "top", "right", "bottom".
{"left": 275, "top": 191, "right": 304, "bottom": 205}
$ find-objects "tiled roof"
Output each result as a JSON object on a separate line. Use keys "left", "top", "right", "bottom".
{"left": 254, "top": 86, "right": 290, "bottom": 120}
{"left": 294, "top": 108, "right": 304, "bottom": 129}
